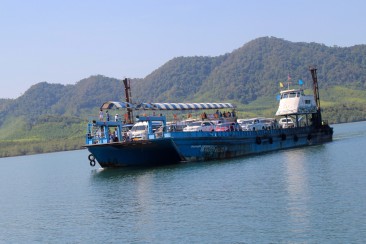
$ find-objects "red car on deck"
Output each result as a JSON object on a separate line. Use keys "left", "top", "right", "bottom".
{"left": 215, "top": 122, "right": 242, "bottom": 132}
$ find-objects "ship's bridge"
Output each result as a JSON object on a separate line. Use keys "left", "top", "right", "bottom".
{"left": 276, "top": 89, "right": 317, "bottom": 116}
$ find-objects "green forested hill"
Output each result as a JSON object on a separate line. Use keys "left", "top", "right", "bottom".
{"left": 1, "top": 36, "right": 366, "bottom": 157}
{"left": 132, "top": 55, "right": 229, "bottom": 102}
{"left": 134, "top": 37, "right": 366, "bottom": 104}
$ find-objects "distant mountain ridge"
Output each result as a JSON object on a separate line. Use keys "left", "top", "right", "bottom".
{"left": 1, "top": 36, "right": 366, "bottom": 119}
{"left": 1, "top": 36, "right": 366, "bottom": 157}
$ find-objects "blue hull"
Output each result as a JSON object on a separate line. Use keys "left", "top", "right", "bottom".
{"left": 171, "top": 127, "right": 333, "bottom": 162}
{"left": 85, "top": 126, "right": 333, "bottom": 168}
{"left": 85, "top": 138, "right": 183, "bottom": 167}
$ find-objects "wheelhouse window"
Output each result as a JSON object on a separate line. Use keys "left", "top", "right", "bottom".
{"left": 289, "top": 93, "right": 296, "bottom": 98}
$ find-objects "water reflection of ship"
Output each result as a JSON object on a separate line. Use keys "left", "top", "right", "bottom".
{"left": 91, "top": 167, "right": 160, "bottom": 180}
{"left": 283, "top": 149, "right": 311, "bottom": 232}
{"left": 90, "top": 163, "right": 183, "bottom": 181}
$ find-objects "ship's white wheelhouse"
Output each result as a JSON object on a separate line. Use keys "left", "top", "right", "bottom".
{"left": 276, "top": 89, "right": 317, "bottom": 116}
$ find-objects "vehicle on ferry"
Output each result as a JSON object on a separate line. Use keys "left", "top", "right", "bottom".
{"left": 279, "top": 118, "right": 295, "bottom": 128}
{"left": 129, "top": 121, "right": 162, "bottom": 140}
{"left": 183, "top": 121, "right": 215, "bottom": 132}
{"left": 248, "top": 118, "right": 267, "bottom": 131}
{"left": 215, "top": 122, "right": 242, "bottom": 132}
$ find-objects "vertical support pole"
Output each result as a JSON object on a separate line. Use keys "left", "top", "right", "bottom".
{"left": 123, "top": 78, "right": 134, "bottom": 124}
{"left": 309, "top": 66, "right": 322, "bottom": 127}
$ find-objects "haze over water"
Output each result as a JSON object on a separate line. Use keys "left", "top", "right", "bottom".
{"left": 0, "top": 122, "right": 365, "bottom": 243}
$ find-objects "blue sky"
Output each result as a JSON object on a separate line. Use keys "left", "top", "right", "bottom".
{"left": 1, "top": 0, "right": 365, "bottom": 99}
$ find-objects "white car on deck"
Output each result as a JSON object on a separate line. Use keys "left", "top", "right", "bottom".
{"left": 129, "top": 121, "right": 162, "bottom": 140}
{"left": 240, "top": 118, "right": 267, "bottom": 131}
{"left": 279, "top": 118, "right": 295, "bottom": 128}
{"left": 183, "top": 121, "right": 215, "bottom": 132}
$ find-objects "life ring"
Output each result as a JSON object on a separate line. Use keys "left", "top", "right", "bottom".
{"left": 88, "top": 154, "right": 95, "bottom": 161}
{"left": 90, "top": 160, "right": 96, "bottom": 167}
{"left": 294, "top": 134, "right": 299, "bottom": 142}
{"left": 256, "top": 136, "right": 262, "bottom": 145}
{"left": 88, "top": 154, "right": 96, "bottom": 167}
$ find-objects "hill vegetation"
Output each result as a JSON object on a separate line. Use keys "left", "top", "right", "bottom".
{"left": 1, "top": 36, "right": 366, "bottom": 157}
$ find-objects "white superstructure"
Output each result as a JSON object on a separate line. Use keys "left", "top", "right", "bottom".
{"left": 276, "top": 89, "right": 317, "bottom": 116}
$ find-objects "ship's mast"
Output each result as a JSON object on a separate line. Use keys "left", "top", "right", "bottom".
{"left": 123, "top": 78, "right": 134, "bottom": 124}
{"left": 309, "top": 66, "right": 322, "bottom": 127}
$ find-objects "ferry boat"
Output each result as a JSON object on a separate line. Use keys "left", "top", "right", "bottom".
{"left": 84, "top": 67, "right": 333, "bottom": 167}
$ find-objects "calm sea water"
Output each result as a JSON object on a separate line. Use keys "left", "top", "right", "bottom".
{"left": 0, "top": 122, "right": 365, "bottom": 243}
